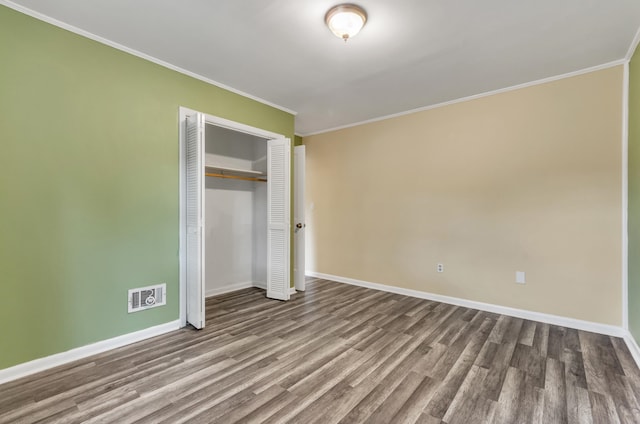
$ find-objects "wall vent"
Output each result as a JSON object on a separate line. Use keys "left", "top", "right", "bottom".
{"left": 128, "top": 283, "right": 166, "bottom": 313}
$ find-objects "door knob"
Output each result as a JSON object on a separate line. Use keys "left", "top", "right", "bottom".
{"left": 296, "top": 223, "right": 305, "bottom": 229}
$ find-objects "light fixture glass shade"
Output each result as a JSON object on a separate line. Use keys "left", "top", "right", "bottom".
{"left": 325, "top": 4, "right": 367, "bottom": 41}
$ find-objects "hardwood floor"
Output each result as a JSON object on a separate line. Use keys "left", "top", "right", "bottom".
{"left": 1, "top": 278, "right": 640, "bottom": 423}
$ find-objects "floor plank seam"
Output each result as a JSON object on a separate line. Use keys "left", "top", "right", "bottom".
{"left": 1, "top": 278, "right": 640, "bottom": 424}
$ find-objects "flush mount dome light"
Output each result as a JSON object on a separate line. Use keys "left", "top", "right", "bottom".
{"left": 325, "top": 4, "right": 367, "bottom": 42}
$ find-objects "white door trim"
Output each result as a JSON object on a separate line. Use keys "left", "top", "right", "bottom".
{"left": 622, "top": 62, "right": 629, "bottom": 330}
{"left": 294, "top": 145, "right": 306, "bottom": 292}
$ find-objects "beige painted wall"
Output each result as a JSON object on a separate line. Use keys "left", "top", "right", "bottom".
{"left": 304, "top": 66, "right": 623, "bottom": 326}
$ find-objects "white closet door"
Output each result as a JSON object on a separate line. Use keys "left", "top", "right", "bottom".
{"left": 267, "top": 138, "right": 291, "bottom": 301}
{"left": 185, "top": 112, "right": 206, "bottom": 328}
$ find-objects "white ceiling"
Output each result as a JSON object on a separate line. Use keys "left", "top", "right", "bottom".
{"left": 6, "top": 0, "right": 640, "bottom": 135}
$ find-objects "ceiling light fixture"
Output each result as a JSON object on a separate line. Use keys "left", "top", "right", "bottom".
{"left": 325, "top": 4, "right": 367, "bottom": 42}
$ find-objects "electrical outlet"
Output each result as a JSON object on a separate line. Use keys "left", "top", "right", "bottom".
{"left": 437, "top": 263, "right": 444, "bottom": 273}
{"left": 516, "top": 271, "right": 526, "bottom": 284}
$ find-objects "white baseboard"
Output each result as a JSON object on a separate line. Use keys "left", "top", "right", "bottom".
{"left": 4, "top": 275, "right": 636, "bottom": 387}
{"left": 0, "top": 320, "right": 181, "bottom": 385}
{"left": 207, "top": 283, "right": 295, "bottom": 299}
{"left": 214, "top": 281, "right": 295, "bottom": 296}
{"left": 206, "top": 282, "right": 255, "bottom": 298}
{"left": 306, "top": 271, "right": 626, "bottom": 338}
{"left": 624, "top": 331, "right": 640, "bottom": 368}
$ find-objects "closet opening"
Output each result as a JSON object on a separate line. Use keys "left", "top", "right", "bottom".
{"left": 204, "top": 125, "right": 269, "bottom": 297}
{"left": 179, "top": 107, "right": 291, "bottom": 329}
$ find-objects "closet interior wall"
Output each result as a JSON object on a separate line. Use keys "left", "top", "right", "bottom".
{"left": 204, "top": 124, "right": 268, "bottom": 296}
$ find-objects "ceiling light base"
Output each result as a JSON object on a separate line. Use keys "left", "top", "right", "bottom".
{"left": 325, "top": 4, "right": 367, "bottom": 42}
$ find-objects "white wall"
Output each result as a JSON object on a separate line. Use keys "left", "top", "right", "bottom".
{"left": 205, "top": 125, "right": 265, "bottom": 172}
{"left": 204, "top": 124, "right": 268, "bottom": 295}
{"left": 253, "top": 141, "right": 268, "bottom": 287}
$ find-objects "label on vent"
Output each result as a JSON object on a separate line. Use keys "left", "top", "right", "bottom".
{"left": 128, "top": 284, "right": 166, "bottom": 313}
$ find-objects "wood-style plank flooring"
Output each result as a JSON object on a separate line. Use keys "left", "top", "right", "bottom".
{"left": 1, "top": 278, "right": 640, "bottom": 423}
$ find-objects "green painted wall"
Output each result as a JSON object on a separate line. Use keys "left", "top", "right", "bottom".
{"left": 630, "top": 44, "right": 640, "bottom": 342}
{"left": 0, "top": 6, "right": 294, "bottom": 370}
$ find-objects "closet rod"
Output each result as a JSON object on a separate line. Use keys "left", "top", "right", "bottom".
{"left": 205, "top": 172, "right": 267, "bottom": 183}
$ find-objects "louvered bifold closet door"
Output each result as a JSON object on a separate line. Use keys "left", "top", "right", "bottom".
{"left": 267, "top": 138, "right": 291, "bottom": 300}
{"left": 185, "top": 113, "right": 206, "bottom": 328}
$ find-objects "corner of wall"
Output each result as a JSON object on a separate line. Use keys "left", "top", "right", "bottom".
{"left": 624, "top": 330, "right": 640, "bottom": 368}
{"left": 627, "top": 28, "right": 640, "bottom": 347}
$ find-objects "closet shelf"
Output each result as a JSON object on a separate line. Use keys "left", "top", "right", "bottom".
{"left": 205, "top": 164, "right": 267, "bottom": 182}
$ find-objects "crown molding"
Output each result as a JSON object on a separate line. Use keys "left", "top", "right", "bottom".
{"left": 626, "top": 25, "right": 640, "bottom": 61}
{"left": 0, "top": 1, "right": 297, "bottom": 116}
{"left": 301, "top": 59, "right": 626, "bottom": 137}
